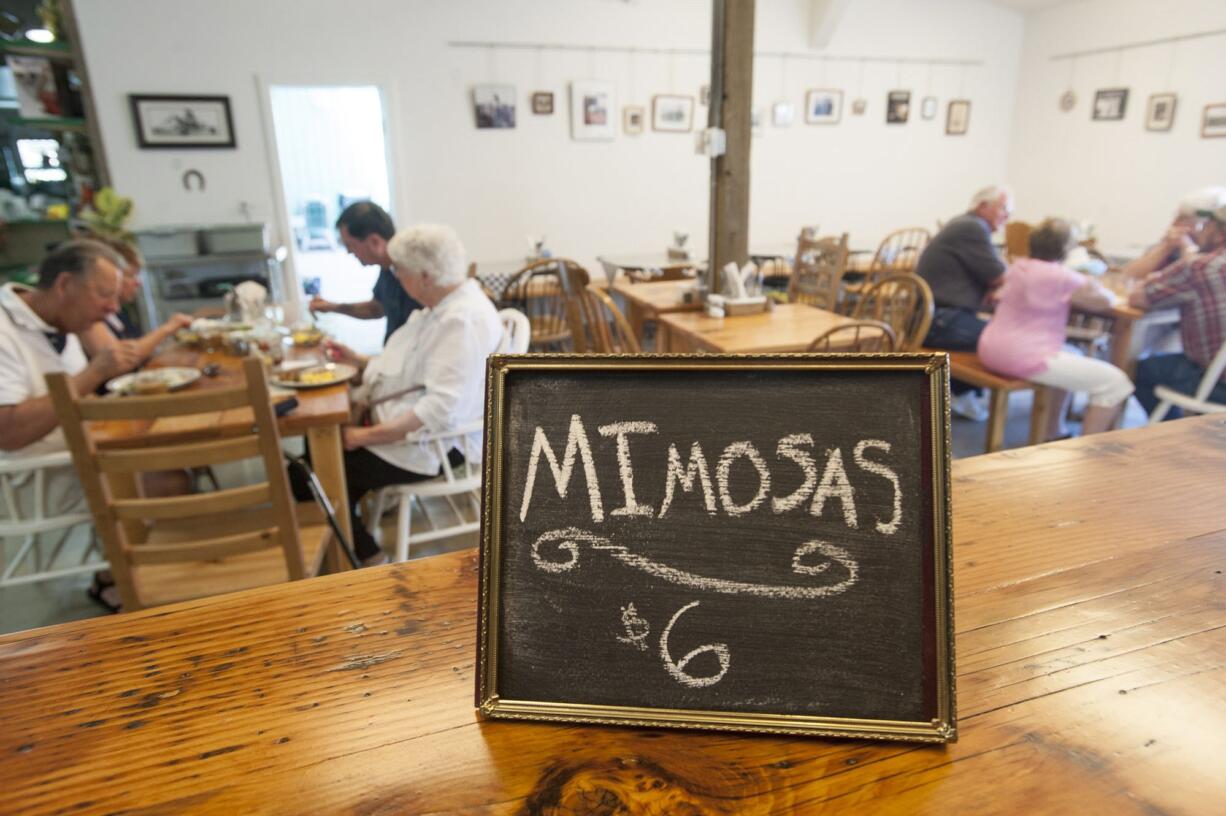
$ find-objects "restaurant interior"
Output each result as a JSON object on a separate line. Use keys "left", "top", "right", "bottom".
{"left": 1, "top": 0, "right": 1224, "bottom": 812}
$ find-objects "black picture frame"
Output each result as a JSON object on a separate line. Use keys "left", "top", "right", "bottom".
{"left": 1092, "top": 88, "right": 1129, "bottom": 122}
{"left": 129, "top": 94, "right": 236, "bottom": 149}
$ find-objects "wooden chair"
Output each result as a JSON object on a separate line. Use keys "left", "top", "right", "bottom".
{"left": 927, "top": 350, "right": 1052, "bottom": 453}
{"left": 1149, "top": 339, "right": 1226, "bottom": 422}
{"left": 789, "top": 232, "right": 849, "bottom": 312}
{"left": 851, "top": 274, "right": 934, "bottom": 351}
{"left": 499, "top": 259, "right": 587, "bottom": 351}
{"left": 46, "top": 358, "right": 332, "bottom": 611}
{"left": 806, "top": 320, "right": 896, "bottom": 353}
{"left": 576, "top": 285, "right": 642, "bottom": 353}
{"left": 496, "top": 308, "right": 531, "bottom": 354}
{"left": 1004, "top": 221, "right": 1032, "bottom": 262}
{"left": 866, "top": 227, "right": 931, "bottom": 282}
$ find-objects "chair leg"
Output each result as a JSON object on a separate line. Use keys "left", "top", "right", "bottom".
{"left": 985, "top": 389, "right": 1009, "bottom": 452}
{"left": 395, "top": 495, "right": 412, "bottom": 563}
{"left": 1028, "top": 387, "right": 1051, "bottom": 446}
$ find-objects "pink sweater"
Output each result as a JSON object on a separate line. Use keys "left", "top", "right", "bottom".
{"left": 977, "top": 258, "right": 1085, "bottom": 379}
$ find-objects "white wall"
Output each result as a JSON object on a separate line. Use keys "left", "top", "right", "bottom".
{"left": 75, "top": 0, "right": 1022, "bottom": 273}
{"left": 1007, "top": 0, "right": 1226, "bottom": 254}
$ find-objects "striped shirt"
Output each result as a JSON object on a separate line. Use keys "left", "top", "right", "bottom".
{"left": 1143, "top": 248, "right": 1226, "bottom": 374}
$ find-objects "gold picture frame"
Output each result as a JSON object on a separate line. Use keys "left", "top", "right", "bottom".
{"left": 476, "top": 353, "right": 956, "bottom": 743}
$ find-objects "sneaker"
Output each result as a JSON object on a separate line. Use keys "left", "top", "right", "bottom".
{"left": 950, "top": 391, "right": 990, "bottom": 422}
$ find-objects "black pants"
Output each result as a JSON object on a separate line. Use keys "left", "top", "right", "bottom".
{"left": 923, "top": 306, "right": 988, "bottom": 396}
{"left": 291, "top": 446, "right": 462, "bottom": 561}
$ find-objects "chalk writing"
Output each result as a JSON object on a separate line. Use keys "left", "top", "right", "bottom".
{"left": 660, "top": 601, "right": 730, "bottom": 688}
{"left": 716, "top": 441, "right": 771, "bottom": 516}
{"left": 598, "top": 421, "right": 658, "bottom": 517}
{"left": 659, "top": 442, "right": 717, "bottom": 518}
{"left": 520, "top": 414, "right": 604, "bottom": 523}
{"left": 530, "top": 528, "right": 859, "bottom": 600}
{"left": 772, "top": 433, "right": 817, "bottom": 513}
{"left": 617, "top": 603, "right": 651, "bottom": 651}
{"left": 854, "top": 439, "right": 902, "bottom": 535}
{"left": 812, "top": 448, "right": 857, "bottom": 527}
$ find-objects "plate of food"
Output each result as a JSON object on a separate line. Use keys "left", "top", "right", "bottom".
{"left": 271, "top": 362, "right": 358, "bottom": 389}
{"left": 106, "top": 367, "right": 202, "bottom": 396}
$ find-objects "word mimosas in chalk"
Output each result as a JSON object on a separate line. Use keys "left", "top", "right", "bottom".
{"left": 518, "top": 414, "right": 903, "bottom": 535}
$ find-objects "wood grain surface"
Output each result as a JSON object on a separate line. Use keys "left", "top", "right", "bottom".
{"left": 1, "top": 415, "right": 1224, "bottom": 815}
{"left": 660, "top": 303, "right": 860, "bottom": 353}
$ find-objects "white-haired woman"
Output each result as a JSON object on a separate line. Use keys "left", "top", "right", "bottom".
{"left": 319, "top": 224, "right": 502, "bottom": 566}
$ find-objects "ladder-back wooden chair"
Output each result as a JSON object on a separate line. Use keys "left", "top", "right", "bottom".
{"left": 807, "top": 320, "right": 897, "bottom": 353}
{"left": 46, "top": 357, "right": 333, "bottom": 611}
{"left": 789, "top": 231, "right": 849, "bottom": 312}
{"left": 576, "top": 285, "right": 642, "bottom": 353}
{"left": 500, "top": 259, "right": 587, "bottom": 351}
{"left": 852, "top": 274, "right": 934, "bottom": 351}
{"left": 1004, "top": 221, "right": 1032, "bottom": 262}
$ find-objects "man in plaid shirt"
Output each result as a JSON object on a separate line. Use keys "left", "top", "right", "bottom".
{"left": 1128, "top": 201, "right": 1226, "bottom": 418}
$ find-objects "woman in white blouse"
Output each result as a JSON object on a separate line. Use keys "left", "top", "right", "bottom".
{"left": 322, "top": 224, "right": 502, "bottom": 566}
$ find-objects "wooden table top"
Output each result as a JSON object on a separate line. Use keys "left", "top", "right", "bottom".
{"left": 4, "top": 414, "right": 1223, "bottom": 814}
{"left": 89, "top": 347, "right": 350, "bottom": 448}
{"left": 660, "top": 302, "right": 860, "bottom": 353}
{"left": 609, "top": 278, "right": 704, "bottom": 315}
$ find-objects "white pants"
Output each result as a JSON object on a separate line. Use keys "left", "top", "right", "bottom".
{"left": 1030, "top": 349, "right": 1134, "bottom": 407}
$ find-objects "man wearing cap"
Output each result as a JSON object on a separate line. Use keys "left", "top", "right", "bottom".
{"left": 1120, "top": 186, "right": 1226, "bottom": 279}
{"left": 1128, "top": 202, "right": 1226, "bottom": 418}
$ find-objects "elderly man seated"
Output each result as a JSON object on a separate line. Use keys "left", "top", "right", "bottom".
{"left": 318, "top": 224, "right": 502, "bottom": 566}
{"left": 1120, "top": 187, "right": 1226, "bottom": 279}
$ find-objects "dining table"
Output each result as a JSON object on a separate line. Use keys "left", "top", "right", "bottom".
{"left": 1087, "top": 272, "right": 1182, "bottom": 378}
{"left": 608, "top": 277, "right": 703, "bottom": 343}
{"left": 658, "top": 301, "right": 863, "bottom": 353}
{"left": 1, "top": 413, "right": 1222, "bottom": 814}
{"left": 90, "top": 343, "right": 354, "bottom": 550}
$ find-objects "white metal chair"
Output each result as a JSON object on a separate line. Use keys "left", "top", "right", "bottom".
{"left": 497, "top": 308, "right": 531, "bottom": 354}
{"left": 1148, "top": 341, "right": 1226, "bottom": 422}
{"left": 365, "top": 312, "right": 523, "bottom": 561}
{"left": 0, "top": 451, "right": 101, "bottom": 588}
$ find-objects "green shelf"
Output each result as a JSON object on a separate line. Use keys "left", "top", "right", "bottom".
{"left": 6, "top": 116, "right": 87, "bottom": 133}
{"left": 0, "top": 39, "right": 73, "bottom": 61}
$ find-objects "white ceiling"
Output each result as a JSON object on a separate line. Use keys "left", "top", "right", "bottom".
{"left": 982, "top": 0, "right": 1085, "bottom": 11}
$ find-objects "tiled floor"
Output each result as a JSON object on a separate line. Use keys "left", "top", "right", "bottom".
{"left": 0, "top": 391, "right": 1150, "bottom": 636}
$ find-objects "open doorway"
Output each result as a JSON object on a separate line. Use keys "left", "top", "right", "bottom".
{"left": 267, "top": 85, "right": 393, "bottom": 354}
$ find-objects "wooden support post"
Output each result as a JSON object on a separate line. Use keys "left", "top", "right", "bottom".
{"left": 708, "top": 0, "right": 756, "bottom": 292}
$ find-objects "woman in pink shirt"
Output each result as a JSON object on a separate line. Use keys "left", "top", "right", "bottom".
{"left": 978, "top": 218, "right": 1133, "bottom": 437}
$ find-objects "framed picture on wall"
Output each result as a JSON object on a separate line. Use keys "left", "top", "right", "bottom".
{"left": 921, "top": 96, "right": 938, "bottom": 120}
{"left": 946, "top": 99, "right": 971, "bottom": 135}
{"left": 851, "top": 98, "right": 867, "bottom": 116}
{"left": 472, "top": 84, "right": 516, "bottom": 129}
{"left": 886, "top": 90, "right": 911, "bottom": 124}
{"left": 623, "top": 106, "right": 645, "bottom": 135}
{"left": 129, "top": 94, "right": 236, "bottom": 148}
{"left": 652, "top": 94, "right": 694, "bottom": 132}
{"left": 1092, "top": 88, "right": 1128, "bottom": 121}
{"left": 772, "top": 102, "right": 795, "bottom": 127}
{"left": 570, "top": 80, "right": 617, "bottom": 141}
{"left": 531, "top": 92, "right": 554, "bottom": 116}
{"left": 805, "top": 89, "right": 843, "bottom": 124}
{"left": 1144, "top": 93, "right": 1176, "bottom": 131}
{"left": 1202, "top": 103, "right": 1226, "bottom": 138}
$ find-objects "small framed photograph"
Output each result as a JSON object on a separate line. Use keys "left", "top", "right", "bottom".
{"left": 1201, "top": 103, "right": 1226, "bottom": 138}
{"left": 571, "top": 80, "right": 617, "bottom": 141}
{"left": 946, "top": 99, "right": 971, "bottom": 135}
{"left": 623, "top": 105, "right": 644, "bottom": 136}
{"left": 886, "top": 91, "right": 911, "bottom": 124}
{"left": 805, "top": 89, "right": 843, "bottom": 124}
{"left": 129, "top": 94, "right": 236, "bottom": 149}
{"left": 1144, "top": 93, "right": 1176, "bottom": 131}
{"left": 652, "top": 94, "right": 694, "bottom": 133}
{"left": 772, "top": 102, "right": 795, "bottom": 127}
{"left": 921, "top": 96, "right": 938, "bottom": 120}
{"left": 531, "top": 91, "right": 554, "bottom": 116}
{"left": 472, "top": 84, "right": 516, "bottom": 129}
{"left": 1092, "top": 88, "right": 1128, "bottom": 121}
{"left": 851, "top": 98, "right": 867, "bottom": 116}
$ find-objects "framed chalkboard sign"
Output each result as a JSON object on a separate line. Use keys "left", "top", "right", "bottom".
{"left": 476, "top": 354, "right": 955, "bottom": 742}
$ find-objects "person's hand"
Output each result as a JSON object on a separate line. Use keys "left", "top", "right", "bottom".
{"left": 1163, "top": 225, "right": 1193, "bottom": 251}
{"left": 349, "top": 399, "right": 370, "bottom": 426}
{"left": 342, "top": 425, "right": 368, "bottom": 451}
{"left": 164, "top": 313, "right": 193, "bottom": 332}
{"left": 309, "top": 296, "right": 337, "bottom": 314}
{"left": 324, "top": 340, "right": 360, "bottom": 366}
{"left": 90, "top": 340, "right": 143, "bottom": 380}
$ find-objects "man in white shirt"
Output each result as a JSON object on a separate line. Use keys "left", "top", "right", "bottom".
{"left": 322, "top": 224, "right": 502, "bottom": 566}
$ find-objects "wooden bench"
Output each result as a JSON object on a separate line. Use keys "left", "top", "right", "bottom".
{"left": 925, "top": 348, "right": 1051, "bottom": 452}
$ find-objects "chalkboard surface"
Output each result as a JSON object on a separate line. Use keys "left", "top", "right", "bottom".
{"left": 477, "top": 354, "right": 955, "bottom": 742}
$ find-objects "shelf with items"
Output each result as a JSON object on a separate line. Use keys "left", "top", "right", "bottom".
{"left": 5, "top": 115, "right": 88, "bottom": 133}
{"left": 0, "top": 39, "right": 74, "bottom": 62}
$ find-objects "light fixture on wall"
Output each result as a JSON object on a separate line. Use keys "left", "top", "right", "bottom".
{"left": 24, "top": 28, "right": 54, "bottom": 43}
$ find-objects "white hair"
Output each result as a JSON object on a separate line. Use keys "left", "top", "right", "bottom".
{"left": 387, "top": 224, "right": 468, "bottom": 288}
{"left": 969, "top": 185, "right": 1013, "bottom": 210}
{"left": 1177, "top": 186, "right": 1226, "bottom": 217}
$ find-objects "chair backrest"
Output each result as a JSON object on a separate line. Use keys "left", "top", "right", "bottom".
{"left": 575, "top": 285, "right": 642, "bottom": 353}
{"left": 852, "top": 274, "right": 935, "bottom": 351}
{"left": 46, "top": 357, "right": 309, "bottom": 611}
{"left": 867, "top": 227, "right": 931, "bottom": 283}
{"left": 807, "top": 320, "right": 897, "bottom": 353}
{"left": 1195, "top": 339, "right": 1226, "bottom": 401}
{"left": 500, "top": 258, "right": 587, "bottom": 351}
{"left": 496, "top": 308, "right": 531, "bottom": 354}
{"left": 1005, "top": 221, "right": 1032, "bottom": 262}
{"left": 0, "top": 451, "right": 91, "bottom": 538}
{"left": 789, "top": 231, "right": 849, "bottom": 312}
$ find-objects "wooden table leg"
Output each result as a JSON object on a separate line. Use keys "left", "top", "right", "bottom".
{"left": 1109, "top": 317, "right": 1137, "bottom": 379}
{"left": 307, "top": 424, "right": 352, "bottom": 571}
{"left": 1028, "top": 386, "right": 1050, "bottom": 446}
{"left": 985, "top": 388, "right": 1008, "bottom": 452}
{"left": 656, "top": 321, "right": 671, "bottom": 353}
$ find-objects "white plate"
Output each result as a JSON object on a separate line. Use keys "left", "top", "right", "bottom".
{"left": 271, "top": 363, "right": 358, "bottom": 390}
{"left": 107, "top": 367, "right": 202, "bottom": 396}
